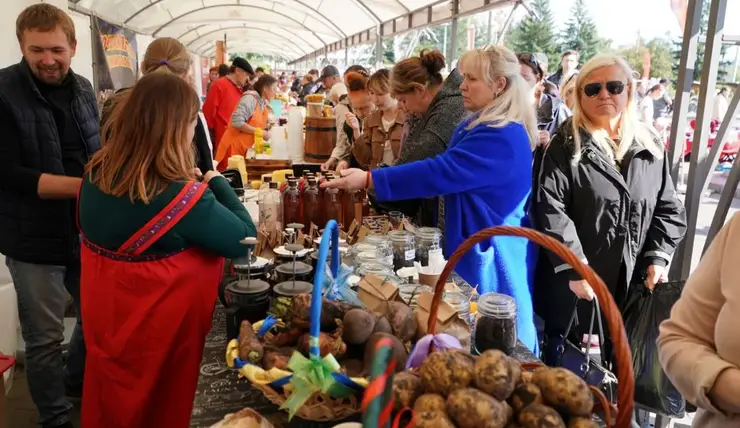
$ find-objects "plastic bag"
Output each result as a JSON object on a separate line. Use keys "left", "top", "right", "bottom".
{"left": 622, "top": 281, "right": 685, "bottom": 418}
{"left": 321, "top": 262, "right": 364, "bottom": 308}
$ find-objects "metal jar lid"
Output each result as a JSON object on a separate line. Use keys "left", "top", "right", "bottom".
{"left": 226, "top": 278, "right": 270, "bottom": 295}
{"left": 274, "top": 261, "right": 313, "bottom": 276}
{"left": 274, "top": 280, "right": 313, "bottom": 297}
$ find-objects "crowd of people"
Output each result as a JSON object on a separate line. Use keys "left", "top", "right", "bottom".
{"left": 4, "top": 2, "right": 740, "bottom": 428}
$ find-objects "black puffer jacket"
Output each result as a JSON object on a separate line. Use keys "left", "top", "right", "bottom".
{"left": 532, "top": 118, "right": 686, "bottom": 334}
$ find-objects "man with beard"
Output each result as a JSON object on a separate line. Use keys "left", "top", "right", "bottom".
{"left": 0, "top": 4, "right": 100, "bottom": 428}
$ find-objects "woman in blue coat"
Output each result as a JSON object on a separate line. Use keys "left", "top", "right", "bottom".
{"left": 323, "top": 45, "right": 540, "bottom": 353}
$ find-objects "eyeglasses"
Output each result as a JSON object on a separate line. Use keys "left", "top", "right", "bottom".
{"left": 583, "top": 81, "right": 626, "bottom": 97}
{"left": 517, "top": 53, "right": 542, "bottom": 78}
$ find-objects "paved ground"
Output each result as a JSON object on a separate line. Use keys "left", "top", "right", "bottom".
{"left": 3, "top": 182, "right": 739, "bottom": 428}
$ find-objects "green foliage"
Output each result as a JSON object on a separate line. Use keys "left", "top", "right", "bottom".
{"left": 558, "top": 0, "right": 605, "bottom": 64}
{"left": 505, "top": 0, "right": 559, "bottom": 69}
{"left": 619, "top": 38, "right": 674, "bottom": 80}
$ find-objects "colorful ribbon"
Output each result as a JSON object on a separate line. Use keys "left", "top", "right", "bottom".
{"left": 280, "top": 350, "right": 352, "bottom": 419}
{"left": 361, "top": 337, "right": 397, "bottom": 428}
{"left": 405, "top": 333, "right": 462, "bottom": 369}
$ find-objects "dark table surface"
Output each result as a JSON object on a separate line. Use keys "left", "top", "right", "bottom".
{"left": 190, "top": 274, "right": 540, "bottom": 427}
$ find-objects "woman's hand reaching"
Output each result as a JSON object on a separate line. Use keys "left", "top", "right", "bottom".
{"left": 569, "top": 279, "right": 595, "bottom": 301}
{"left": 320, "top": 168, "right": 368, "bottom": 190}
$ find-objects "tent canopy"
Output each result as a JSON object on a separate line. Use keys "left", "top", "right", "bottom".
{"left": 70, "top": 0, "right": 517, "bottom": 61}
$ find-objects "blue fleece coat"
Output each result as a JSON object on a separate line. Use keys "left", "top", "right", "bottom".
{"left": 372, "top": 118, "right": 539, "bottom": 353}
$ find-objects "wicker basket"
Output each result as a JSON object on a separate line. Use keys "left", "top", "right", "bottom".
{"left": 226, "top": 220, "right": 367, "bottom": 421}
{"left": 375, "top": 226, "right": 636, "bottom": 428}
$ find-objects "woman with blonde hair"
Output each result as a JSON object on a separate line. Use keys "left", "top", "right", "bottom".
{"left": 102, "top": 37, "right": 215, "bottom": 173}
{"left": 352, "top": 69, "right": 405, "bottom": 169}
{"left": 78, "top": 73, "right": 256, "bottom": 426}
{"left": 324, "top": 45, "right": 540, "bottom": 353}
{"left": 532, "top": 54, "right": 686, "bottom": 366}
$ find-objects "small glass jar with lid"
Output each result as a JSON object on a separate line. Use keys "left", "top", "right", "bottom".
{"left": 356, "top": 262, "right": 394, "bottom": 278}
{"left": 443, "top": 291, "right": 470, "bottom": 325}
{"left": 414, "top": 227, "right": 442, "bottom": 266}
{"left": 354, "top": 250, "right": 386, "bottom": 267}
{"left": 388, "top": 230, "right": 415, "bottom": 271}
{"left": 473, "top": 292, "right": 517, "bottom": 356}
{"left": 399, "top": 283, "right": 432, "bottom": 308}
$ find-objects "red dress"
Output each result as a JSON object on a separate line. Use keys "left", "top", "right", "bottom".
{"left": 79, "top": 182, "right": 224, "bottom": 428}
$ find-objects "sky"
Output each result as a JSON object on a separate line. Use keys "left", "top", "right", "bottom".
{"left": 541, "top": 0, "right": 740, "bottom": 48}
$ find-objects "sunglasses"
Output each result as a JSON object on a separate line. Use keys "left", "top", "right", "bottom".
{"left": 517, "top": 53, "right": 543, "bottom": 79}
{"left": 583, "top": 81, "right": 626, "bottom": 97}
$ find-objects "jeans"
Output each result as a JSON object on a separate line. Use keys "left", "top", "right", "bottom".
{"left": 6, "top": 257, "right": 86, "bottom": 427}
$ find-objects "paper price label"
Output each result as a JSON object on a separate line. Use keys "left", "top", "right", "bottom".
{"left": 428, "top": 248, "right": 443, "bottom": 258}
{"left": 405, "top": 249, "right": 416, "bottom": 261}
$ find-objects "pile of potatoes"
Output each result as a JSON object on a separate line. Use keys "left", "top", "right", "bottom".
{"left": 392, "top": 348, "right": 600, "bottom": 428}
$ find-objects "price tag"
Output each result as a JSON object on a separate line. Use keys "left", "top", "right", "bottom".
{"left": 405, "top": 249, "right": 415, "bottom": 261}
{"left": 428, "top": 248, "right": 443, "bottom": 258}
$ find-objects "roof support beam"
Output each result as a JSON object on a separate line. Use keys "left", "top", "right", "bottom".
{"left": 202, "top": 42, "right": 290, "bottom": 62}
{"left": 151, "top": 4, "right": 328, "bottom": 46}
{"left": 185, "top": 26, "right": 309, "bottom": 56}
{"left": 193, "top": 36, "right": 304, "bottom": 59}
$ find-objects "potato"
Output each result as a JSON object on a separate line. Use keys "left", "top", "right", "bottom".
{"left": 391, "top": 372, "right": 423, "bottom": 410}
{"left": 413, "top": 393, "right": 446, "bottom": 414}
{"left": 419, "top": 350, "right": 474, "bottom": 396}
{"left": 532, "top": 368, "right": 593, "bottom": 417}
{"left": 414, "top": 411, "right": 456, "bottom": 428}
{"left": 387, "top": 301, "right": 417, "bottom": 342}
{"left": 446, "top": 388, "right": 509, "bottom": 428}
{"left": 508, "top": 382, "right": 543, "bottom": 413}
{"left": 567, "top": 417, "right": 599, "bottom": 428}
{"left": 363, "top": 333, "right": 407, "bottom": 373}
{"left": 518, "top": 404, "right": 566, "bottom": 428}
{"left": 521, "top": 371, "right": 534, "bottom": 384}
{"left": 373, "top": 316, "right": 392, "bottom": 334}
{"left": 474, "top": 349, "right": 518, "bottom": 400}
{"left": 342, "top": 309, "right": 376, "bottom": 344}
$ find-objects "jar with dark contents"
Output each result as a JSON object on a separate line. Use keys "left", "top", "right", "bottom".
{"left": 474, "top": 292, "right": 517, "bottom": 356}
{"left": 414, "top": 227, "right": 442, "bottom": 266}
{"left": 389, "top": 230, "right": 415, "bottom": 271}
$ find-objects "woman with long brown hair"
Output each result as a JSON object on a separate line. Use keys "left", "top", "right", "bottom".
{"left": 102, "top": 37, "right": 215, "bottom": 173}
{"left": 78, "top": 73, "right": 256, "bottom": 427}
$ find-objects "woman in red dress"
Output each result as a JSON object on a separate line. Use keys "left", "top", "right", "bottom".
{"left": 78, "top": 73, "right": 256, "bottom": 427}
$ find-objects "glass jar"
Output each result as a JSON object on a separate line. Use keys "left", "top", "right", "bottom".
{"left": 415, "top": 227, "right": 442, "bottom": 267}
{"left": 443, "top": 291, "right": 471, "bottom": 325}
{"left": 357, "top": 262, "right": 394, "bottom": 278}
{"left": 354, "top": 251, "right": 386, "bottom": 267}
{"left": 474, "top": 292, "right": 517, "bottom": 356}
{"left": 399, "top": 283, "right": 432, "bottom": 308}
{"left": 362, "top": 235, "right": 393, "bottom": 265}
{"left": 389, "top": 230, "right": 415, "bottom": 270}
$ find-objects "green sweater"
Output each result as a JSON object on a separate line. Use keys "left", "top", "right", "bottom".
{"left": 79, "top": 176, "right": 256, "bottom": 258}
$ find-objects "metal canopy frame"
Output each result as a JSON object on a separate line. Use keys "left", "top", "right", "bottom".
{"left": 123, "top": 0, "right": 346, "bottom": 40}
{"left": 202, "top": 42, "right": 290, "bottom": 62}
{"left": 186, "top": 26, "right": 309, "bottom": 56}
{"left": 193, "top": 36, "right": 304, "bottom": 59}
{"left": 150, "top": 4, "right": 330, "bottom": 45}
{"left": 177, "top": 24, "right": 314, "bottom": 54}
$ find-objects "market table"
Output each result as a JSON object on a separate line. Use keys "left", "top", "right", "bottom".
{"left": 190, "top": 275, "right": 540, "bottom": 428}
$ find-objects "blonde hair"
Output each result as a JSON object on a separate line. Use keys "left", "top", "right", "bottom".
{"left": 571, "top": 54, "right": 663, "bottom": 162}
{"left": 561, "top": 74, "right": 577, "bottom": 110}
{"left": 458, "top": 46, "right": 538, "bottom": 149}
{"left": 141, "top": 37, "right": 193, "bottom": 76}
{"left": 367, "top": 69, "right": 390, "bottom": 94}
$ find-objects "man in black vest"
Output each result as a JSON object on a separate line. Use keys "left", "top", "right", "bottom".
{"left": 0, "top": 4, "right": 100, "bottom": 428}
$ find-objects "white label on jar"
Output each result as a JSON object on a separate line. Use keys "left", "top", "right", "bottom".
{"left": 405, "top": 249, "right": 415, "bottom": 260}
{"left": 428, "top": 248, "right": 443, "bottom": 258}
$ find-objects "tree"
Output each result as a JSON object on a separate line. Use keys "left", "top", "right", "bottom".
{"left": 619, "top": 38, "right": 674, "bottom": 80}
{"left": 505, "top": 0, "right": 559, "bottom": 68}
{"left": 558, "top": 0, "right": 604, "bottom": 64}
{"left": 671, "top": 0, "right": 731, "bottom": 83}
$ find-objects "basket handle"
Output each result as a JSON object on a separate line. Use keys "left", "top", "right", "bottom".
{"left": 426, "top": 226, "right": 634, "bottom": 428}
{"left": 308, "top": 219, "right": 340, "bottom": 358}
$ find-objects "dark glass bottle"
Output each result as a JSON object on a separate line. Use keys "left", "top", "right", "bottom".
{"left": 342, "top": 189, "right": 363, "bottom": 231}
{"left": 302, "top": 178, "right": 322, "bottom": 233}
{"left": 282, "top": 178, "right": 302, "bottom": 226}
{"left": 323, "top": 177, "right": 344, "bottom": 229}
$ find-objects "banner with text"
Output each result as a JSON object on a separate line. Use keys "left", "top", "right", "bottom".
{"left": 92, "top": 17, "right": 138, "bottom": 100}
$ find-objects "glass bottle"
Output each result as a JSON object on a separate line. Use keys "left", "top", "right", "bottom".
{"left": 260, "top": 181, "right": 282, "bottom": 231}
{"left": 302, "top": 178, "right": 322, "bottom": 233}
{"left": 282, "top": 178, "right": 302, "bottom": 226}
{"left": 323, "top": 177, "right": 344, "bottom": 229}
{"left": 342, "top": 189, "right": 363, "bottom": 232}
{"left": 260, "top": 175, "right": 272, "bottom": 190}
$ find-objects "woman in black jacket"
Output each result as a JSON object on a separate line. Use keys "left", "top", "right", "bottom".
{"left": 532, "top": 54, "right": 686, "bottom": 366}
{"left": 101, "top": 38, "right": 214, "bottom": 173}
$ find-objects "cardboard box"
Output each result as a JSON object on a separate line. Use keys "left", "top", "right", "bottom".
{"left": 414, "top": 291, "right": 471, "bottom": 348}
{"left": 358, "top": 274, "right": 403, "bottom": 316}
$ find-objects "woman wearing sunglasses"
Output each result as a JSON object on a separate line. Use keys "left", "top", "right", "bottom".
{"left": 532, "top": 55, "right": 686, "bottom": 366}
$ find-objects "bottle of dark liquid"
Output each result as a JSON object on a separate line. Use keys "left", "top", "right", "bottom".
{"left": 323, "top": 177, "right": 344, "bottom": 229}
{"left": 302, "top": 178, "right": 322, "bottom": 233}
{"left": 342, "top": 189, "right": 363, "bottom": 231}
{"left": 282, "top": 178, "right": 302, "bottom": 226}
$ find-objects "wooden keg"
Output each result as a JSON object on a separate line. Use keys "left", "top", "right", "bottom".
{"left": 304, "top": 117, "right": 336, "bottom": 163}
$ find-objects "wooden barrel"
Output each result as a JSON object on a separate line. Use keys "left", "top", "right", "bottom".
{"left": 304, "top": 117, "right": 336, "bottom": 163}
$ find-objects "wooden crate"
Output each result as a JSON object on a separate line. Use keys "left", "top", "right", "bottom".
{"left": 244, "top": 159, "right": 292, "bottom": 181}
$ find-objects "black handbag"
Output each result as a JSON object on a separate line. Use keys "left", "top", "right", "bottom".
{"left": 553, "top": 297, "right": 618, "bottom": 403}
